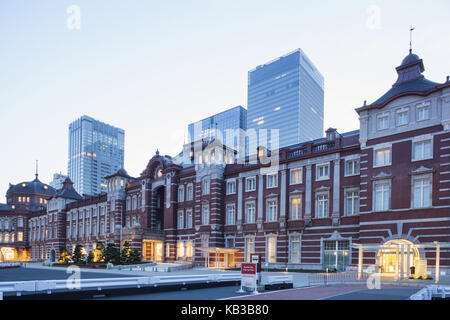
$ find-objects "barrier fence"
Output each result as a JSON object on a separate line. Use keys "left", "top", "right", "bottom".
{"left": 0, "top": 273, "right": 241, "bottom": 299}
{"left": 308, "top": 272, "right": 369, "bottom": 286}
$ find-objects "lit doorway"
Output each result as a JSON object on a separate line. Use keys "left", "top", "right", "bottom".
{"left": 378, "top": 239, "right": 419, "bottom": 274}
{"left": 143, "top": 240, "right": 163, "bottom": 262}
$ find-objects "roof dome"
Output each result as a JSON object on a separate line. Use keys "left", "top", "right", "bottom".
{"left": 6, "top": 175, "right": 56, "bottom": 197}
{"left": 401, "top": 51, "right": 420, "bottom": 66}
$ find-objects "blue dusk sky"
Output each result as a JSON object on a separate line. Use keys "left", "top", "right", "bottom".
{"left": 0, "top": 0, "right": 449, "bottom": 198}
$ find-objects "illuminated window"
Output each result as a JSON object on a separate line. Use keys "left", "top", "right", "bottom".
{"left": 186, "top": 242, "right": 193, "bottom": 258}
{"left": 267, "top": 237, "right": 277, "bottom": 263}
{"left": 374, "top": 148, "right": 391, "bottom": 167}
{"left": 177, "top": 242, "right": 185, "bottom": 258}
{"left": 290, "top": 168, "right": 302, "bottom": 184}
{"left": 290, "top": 196, "right": 302, "bottom": 220}
{"left": 245, "top": 237, "right": 255, "bottom": 262}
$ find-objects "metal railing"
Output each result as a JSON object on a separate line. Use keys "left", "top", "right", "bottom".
{"left": 308, "top": 272, "right": 368, "bottom": 286}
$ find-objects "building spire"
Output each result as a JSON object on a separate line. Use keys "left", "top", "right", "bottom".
{"left": 409, "top": 25, "right": 415, "bottom": 54}
{"left": 35, "top": 160, "right": 39, "bottom": 180}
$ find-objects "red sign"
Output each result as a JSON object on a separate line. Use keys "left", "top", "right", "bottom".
{"left": 241, "top": 263, "right": 257, "bottom": 275}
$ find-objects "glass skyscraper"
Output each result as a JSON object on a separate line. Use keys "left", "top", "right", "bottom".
{"left": 187, "top": 105, "right": 247, "bottom": 150}
{"left": 68, "top": 115, "right": 125, "bottom": 196}
{"left": 247, "top": 49, "right": 324, "bottom": 153}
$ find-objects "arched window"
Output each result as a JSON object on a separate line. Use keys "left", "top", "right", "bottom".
{"left": 186, "top": 241, "right": 193, "bottom": 258}
{"left": 177, "top": 242, "right": 185, "bottom": 258}
{"left": 126, "top": 197, "right": 131, "bottom": 210}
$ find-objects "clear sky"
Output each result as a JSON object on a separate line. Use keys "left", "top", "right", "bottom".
{"left": 0, "top": 0, "right": 449, "bottom": 199}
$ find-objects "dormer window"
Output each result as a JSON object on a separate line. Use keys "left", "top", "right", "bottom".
{"left": 377, "top": 113, "right": 389, "bottom": 130}
{"left": 417, "top": 104, "right": 430, "bottom": 121}
{"left": 396, "top": 109, "right": 409, "bottom": 126}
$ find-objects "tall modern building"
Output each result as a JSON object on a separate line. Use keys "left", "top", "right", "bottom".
{"left": 68, "top": 115, "right": 124, "bottom": 196}
{"left": 49, "top": 173, "right": 69, "bottom": 190}
{"left": 187, "top": 105, "right": 247, "bottom": 150}
{"left": 247, "top": 48, "right": 324, "bottom": 153}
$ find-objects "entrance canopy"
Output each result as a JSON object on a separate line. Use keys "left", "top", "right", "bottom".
{"left": 353, "top": 241, "right": 450, "bottom": 283}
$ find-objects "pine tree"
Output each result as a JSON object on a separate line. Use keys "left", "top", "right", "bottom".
{"left": 103, "top": 243, "right": 120, "bottom": 265}
{"left": 72, "top": 245, "right": 84, "bottom": 264}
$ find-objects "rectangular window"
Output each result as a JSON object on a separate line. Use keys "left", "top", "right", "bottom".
{"left": 290, "top": 236, "right": 301, "bottom": 263}
{"left": 377, "top": 114, "right": 389, "bottom": 130}
{"left": 316, "top": 164, "right": 329, "bottom": 180}
{"left": 245, "top": 237, "right": 255, "bottom": 262}
{"left": 17, "top": 217, "right": 23, "bottom": 228}
{"left": 18, "top": 232, "right": 23, "bottom": 242}
{"left": 226, "top": 181, "right": 236, "bottom": 195}
{"left": 225, "top": 238, "right": 235, "bottom": 249}
{"left": 290, "top": 196, "right": 302, "bottom": 220}
{"left": 177, "top": 210, "right": 184, "bottom": 229}
{"left": 413, "top": 140, "right": 432, "bottom": 161}
{"left": 245, "top": 202, "right": 256, "bottom": 223}
{"left": 417, "top": 105, "right": 430, "bottom": 121}
{"left": 226, "top": 204, "right": 236, "bottom": 225}
{"left": 396, "top": 110, "right": 409, "bottom": 126}
{"left": 202, "top": 203, "right": 209, "bottom": 225}
{"left": 345, "top": 159, "right": 360, "bottom": 176}
{"left": 202, "top": 180, "right": 210, "bottom": 195}
{"left": 186, "top": 184, "right": 193, "bottom": 201}
{"left": 266, "top": 173, "right": 278, "bottom": 188}
{"left": 267, "top": 237, "right": 277, "bottom": 263}
{"left": 374, "top": 182, "right": 390, "bottom": 211}
{"left": 316, "top": 194, "right": 329, "bottom": 218}
{"left": 345, "top": 190, "right": 359, "bottom": 216}
{"left": 246, "top": 177, "right": 256, "bottom": 191}
{"left": 374, "top": 148, "right": 391, "bottom": 167}
{"left": 186, "top": 209, "right": 193, "bottom": 228}
{"left": 290, "top": 168, "right": 302, "bottom": 184}
{"left": 413, "top": 177, "right": 432, "bottom": 208}
{"left": 266, "top": 199, "right": 278, "bottom": 222}
{"left": 178, "top": 186, "right": 184, "bottom": 202}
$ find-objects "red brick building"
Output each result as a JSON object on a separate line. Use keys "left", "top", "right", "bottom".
{"left": 0, "top": 50, "right": 449, "bottom": 274}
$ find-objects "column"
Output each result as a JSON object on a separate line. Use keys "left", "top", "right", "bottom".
{"left": 280, "top": 169, "right": 287, "bottom": 222}
{"left": 435, "top": 243, "right": 440, "bottom": 284}
{"left": 400, "top": 245, "right": 405, "bottom": 280}
{"left": 305, "top": 165, "right": 312, "bottom": 220}
{"left": 257, "top": 174, "right": 264, "bottom": 223}
{"left": 357, "top": 247, "right": 363, "bottom": 279}
{"left": 406, "top": 245, "right": 411, "bottom": 278}
{"left": 332, "top": 160, "right": 340, "bottom": 224}
{"left": 237, "top": 178, "right": 243, "bottom": 223}
{"left": 395, "top": 245, "right": 400, "bottom": 281}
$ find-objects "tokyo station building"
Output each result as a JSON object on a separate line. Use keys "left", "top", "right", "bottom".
{"left": 0, "top": 50, "right": 449, "bottom": 274}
